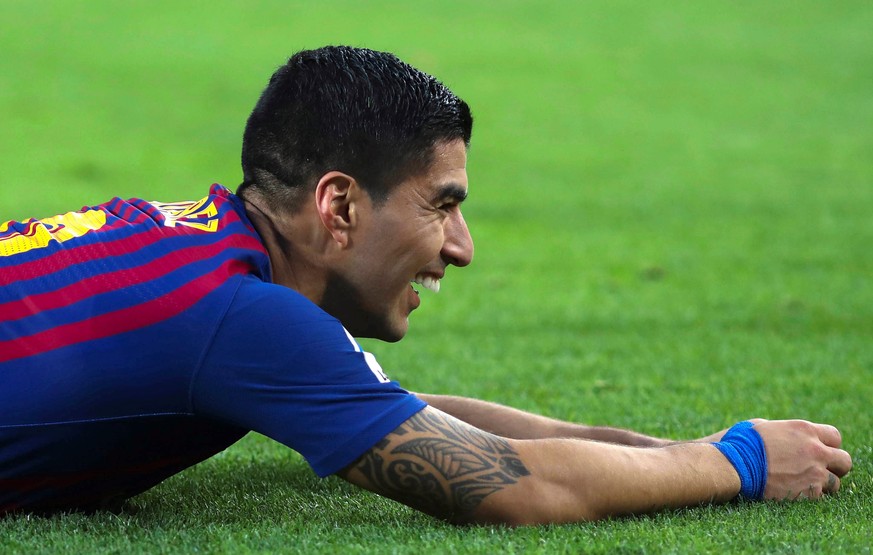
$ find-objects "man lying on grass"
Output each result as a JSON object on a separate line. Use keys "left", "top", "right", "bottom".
{"left": 0, "top": 46, "right": 851, "bottom": 524}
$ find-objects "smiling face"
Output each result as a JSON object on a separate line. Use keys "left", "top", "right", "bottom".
{"left": 321, "top": 139, "right": 474, "bottom": 341}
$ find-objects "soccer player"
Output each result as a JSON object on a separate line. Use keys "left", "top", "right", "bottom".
{"left": 0, "top": 46, "right": 851, "bottom": 523}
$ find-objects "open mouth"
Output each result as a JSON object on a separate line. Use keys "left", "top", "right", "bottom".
{"left": 411, "top": 274, "right": 440, "bottom": 294}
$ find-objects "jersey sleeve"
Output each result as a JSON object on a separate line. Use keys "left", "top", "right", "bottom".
{"left": 192, "top": 275, "right": 426, "bottom": 477}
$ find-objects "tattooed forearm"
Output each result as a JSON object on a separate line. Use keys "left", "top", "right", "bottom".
{"left": 346, "top": 409, "right": 530, "bottom": 522}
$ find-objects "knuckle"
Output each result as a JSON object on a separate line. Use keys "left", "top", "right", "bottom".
{"left": 804, "top": 441, "right": 827, "bottom": 460}
{"left": 829, "top": 425, "right": 843, "bottom": 445}
{"left": 844, "top": 450, "right": 854, "bottom": 469}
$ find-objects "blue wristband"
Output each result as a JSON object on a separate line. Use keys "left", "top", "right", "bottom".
{"left": 712, "top": 421, "right": 768, "bottom": 500}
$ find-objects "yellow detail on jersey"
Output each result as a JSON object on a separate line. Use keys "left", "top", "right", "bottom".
{"left": 0, "top": 210, "right": 108, "bottom": 257}
{"left": 150, "top": 197, "right": 219, "bottom": 232}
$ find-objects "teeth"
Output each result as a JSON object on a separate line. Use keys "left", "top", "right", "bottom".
{"left": 412, "top": 274, "right": 440, "bottom": 293}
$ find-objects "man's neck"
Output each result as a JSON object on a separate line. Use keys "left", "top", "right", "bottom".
{"left": 243, "top": 198, "right": 330, "bottom": 305}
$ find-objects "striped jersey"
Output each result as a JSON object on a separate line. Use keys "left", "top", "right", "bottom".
{"left": 0, "top": 184, "right": 424, "bottom": 513}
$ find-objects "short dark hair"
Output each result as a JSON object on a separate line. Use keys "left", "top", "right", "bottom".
{"left": 238, "top": 46, "right": 473, "bottom": 211}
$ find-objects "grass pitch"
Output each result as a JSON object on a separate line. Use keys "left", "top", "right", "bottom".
{"left": 1, "top": 1, "right": 871, "bottom": 553}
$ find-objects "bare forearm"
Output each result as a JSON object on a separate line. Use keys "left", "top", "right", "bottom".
{"left": 416, "top": 393, "right": 670, "bottom": 447}
{"left": 479, "top": 440, "right": 740, "bottom": 524}
{"left": 342, "top": 407, "right": 739, "bottom": 525}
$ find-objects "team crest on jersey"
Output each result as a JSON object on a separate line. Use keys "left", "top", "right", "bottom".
{"left": 0, "top": 210, "right": 108, "bottom": 257}
{"left": 150, "top": 197, "right": 219, "bottom": 232}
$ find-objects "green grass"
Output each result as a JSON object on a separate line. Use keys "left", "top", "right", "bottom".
{"left": 2, "top": 0, "right": 872, "bottom": 552}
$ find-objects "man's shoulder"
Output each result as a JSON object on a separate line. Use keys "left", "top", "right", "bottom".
{"left": 230, "top": 275, "right": 339, "bottom": 332}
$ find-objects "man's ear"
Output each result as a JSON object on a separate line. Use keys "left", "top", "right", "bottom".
{"left": 314, "top": 171, "right": 361, "bottom": 248}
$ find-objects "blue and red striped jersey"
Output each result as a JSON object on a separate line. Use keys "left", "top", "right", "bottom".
{"left": 0, "top": 184, "right": 425, "bottom": 513}
{"left": 1, "top": 184, "right": 270, "bottom": 365}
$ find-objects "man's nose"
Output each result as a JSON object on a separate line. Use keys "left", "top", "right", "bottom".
{"left": 443, "top": 210, "right": 474, "bottom": 267}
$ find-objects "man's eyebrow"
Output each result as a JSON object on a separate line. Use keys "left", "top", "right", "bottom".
{"left": 433, "top": 184, "right": 468, "bottom": 204}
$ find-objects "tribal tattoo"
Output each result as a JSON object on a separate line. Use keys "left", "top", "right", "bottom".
{"left": 343, "top": 408, "right": 530, "bottom": 522}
